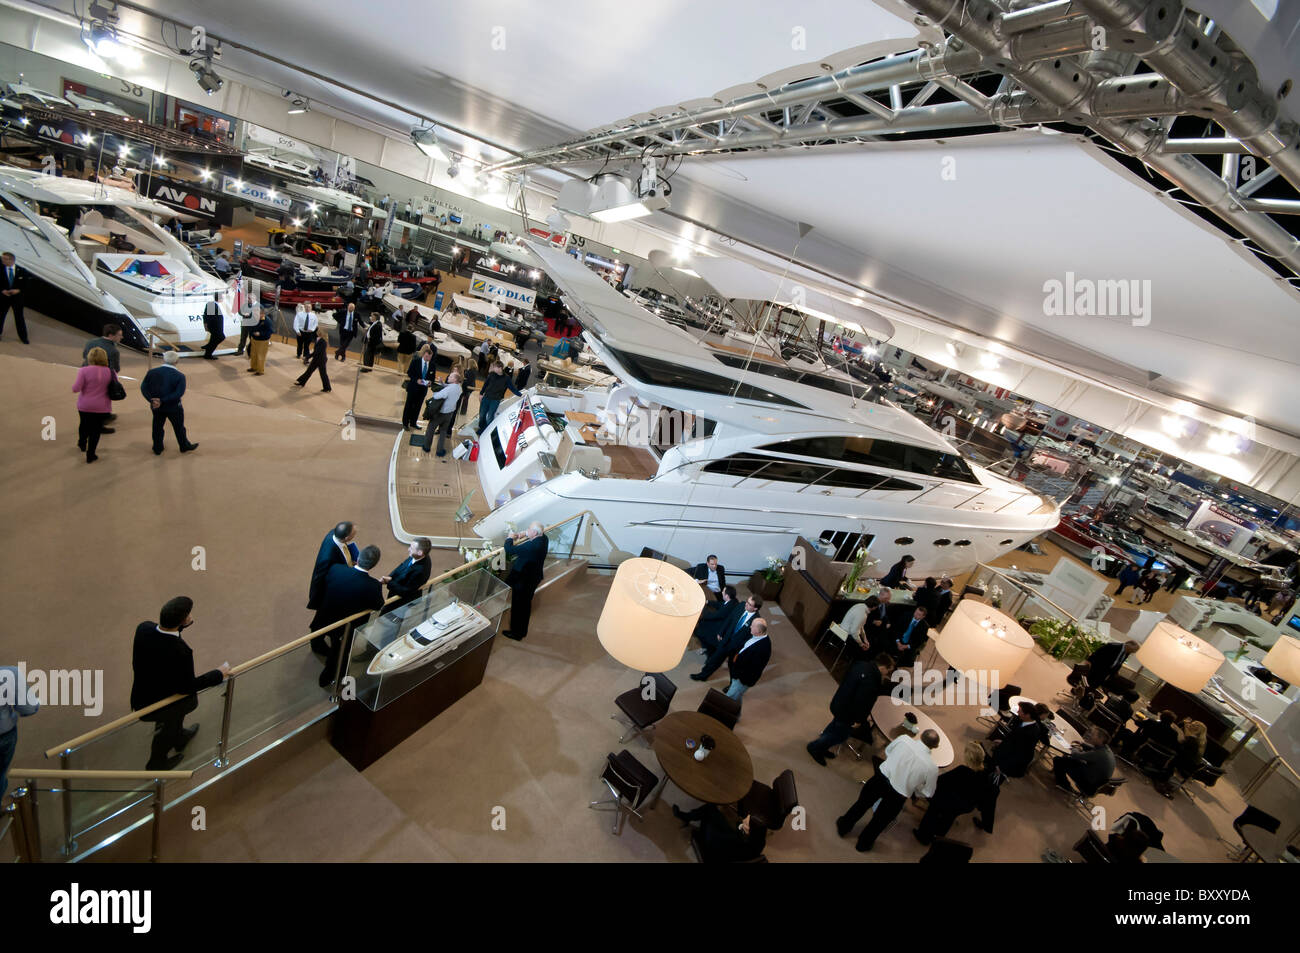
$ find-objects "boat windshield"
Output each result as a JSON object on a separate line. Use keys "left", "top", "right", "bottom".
{"left": 710, "top": 352, "right": 885, "bottom": 403}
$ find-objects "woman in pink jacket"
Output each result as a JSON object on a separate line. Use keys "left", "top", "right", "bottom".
{"left": 73, "top": 347, "right": 114, "bottom": 463}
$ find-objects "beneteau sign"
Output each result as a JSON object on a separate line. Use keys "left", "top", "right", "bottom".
{"left": 470, "top": 272, "right": 536, "bottom": 310}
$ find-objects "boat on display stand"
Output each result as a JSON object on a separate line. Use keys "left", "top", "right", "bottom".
{"left": 0, "top": 167, "right": 239, "bottom": 350}
{"left": 456, "top": 241, "right": 1061, "bottom": 577}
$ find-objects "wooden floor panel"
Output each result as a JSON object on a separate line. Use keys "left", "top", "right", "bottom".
{"left": 394, "top": 431, "right": 487, "bottom": 543}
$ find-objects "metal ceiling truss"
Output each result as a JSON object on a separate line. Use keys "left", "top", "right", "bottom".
{"left": 485, "top": 0, "right": 1300, "bottom": 288}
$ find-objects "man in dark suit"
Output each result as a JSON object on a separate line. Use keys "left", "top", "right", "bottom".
{"left": 671, "top": 805, "right": 767, "bottom": 862}
{"left": 501, "top": 522, "right": 549, "bottom": 641}
{"left": 130, "top": 596, "right": 229, "bottom": 770}
{"left": 931, "top": 578, "right": 955, "bottom": 626}
{"left": 690, "top": 555, "right": 727, "bottom": 602}
{"left": 692, "top": 595, "right": 762, "bottom": 680}
{"left": 693, "top": 585, "right": 742, "bottom": 655}
{"left": 308, "top": 521, "right": 358, "bottom": 614}
{"left": 381, "top": 537, "right": 432, "bottom": 609}
{"left": 864, "top": 589, "right": 895, "bottom": 657}
{"left": 807, "top": 653, "right": 896, "bottom": 765}
{"left": 892, "top": 607, "right": 930, "bottom": 666}
{"left": 973, "top": 701, "right": 1046, "bottom": 834}
{"left": 200, "top": 293, "right": 225, "bottom": 359}
{"left": 401, "top": 345, "right": 435, "bottom": 430}
{"left": 335, "top": 303, "right": 359, "bottom": 361}
{"left": 0, "top": 251, "right": 30, "bottom": 344}
{"left": 723, "top": 617, "right": 771, "bottom": 707}
{"left": 1087, "top": 640, "right": 1140, "bottom": 689}
{"left": 913, "top": 577, "right": 939, "bottom": 616}
{"left": 140, "top": 351, "right": 198, "bottom": 455}
{"left": 311, "top": 545, "right": 385, "bottom": 687}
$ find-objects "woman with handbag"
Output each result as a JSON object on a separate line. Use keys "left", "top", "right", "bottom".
{"left": 72, "top": 346, "right": 115, "bottom": 463}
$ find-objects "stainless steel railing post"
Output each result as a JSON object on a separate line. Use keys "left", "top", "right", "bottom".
{"left": 59, "top": 750, "right": 76, "bottom": 856}
{"left": 151, "top": 778, "right": 165, "bottom": 863}
{"left": 19, "top": 780, "right": 41, "bottom": 862}
{"left": 216, "top": 675, "right": 236, "bottom": 768}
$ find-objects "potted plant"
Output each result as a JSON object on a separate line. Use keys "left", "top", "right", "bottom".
{"left": 841, "top": 547, "right": 879, "bottom": 596}
{"left": 750, "top": 556, "right": 785, "bottom": 600}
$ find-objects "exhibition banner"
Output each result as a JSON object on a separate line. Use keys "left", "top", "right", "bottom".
{"left": 1185, "top": 500, "right": 1257, "bottom": 554}
{"left": 142, "top": 175, "right": 229, "bottom": 221}
{"left": 222, "top": 175, "right": 293, "bottom": 212}
{"left": 1044, "top": 412, "right": 1076, "bottom": 441}
{"left": 470, "top": 272, "right": 536, "bottom": 310}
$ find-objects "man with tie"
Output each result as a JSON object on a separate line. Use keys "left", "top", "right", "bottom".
{"left": 893, "top": 606, "right": 930, "bottom": 665}
{"left": 723, "top": 617, "right": 771, "bottom": 704}
{"left": 864, "top": 590, "right": 895, "bottom": 656}
{"left": 311, "top": 546, "right": 386, "bottom": 687}
{"left": 335, "top": 303, "right": 359, "bottom": 361}
{"left": 501, "top": 523, "right": 549, "bottom": 641}
{"left": 693, "top": 585, "right": 742, "bottom": 656}
{"left": 130, "top": 596, "right": 230, "bottom": 771}
{"left": 692, "top": 595, "right": 762, "bottom": 681}
{"left": 381, "top": 537, "right": 433, "bottom": 609}
{"left": 307, "top": 522, "right": 359, "bottom": 618}
{"left": 0, "top": 251, "right": 30, "bottom": 344}
{"left": 200, "top": 293, "right": 225, "bottom": 359}
{"left": 401, "top": 345, "right": 435, "bottom": 431}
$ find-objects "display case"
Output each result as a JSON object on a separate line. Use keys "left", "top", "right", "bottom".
{"left": 331, "top": 568, "right": 511, "bottom": 769}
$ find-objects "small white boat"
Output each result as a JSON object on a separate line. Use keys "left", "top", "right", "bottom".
{"left": 365, "top": 602, "right": 491, "bottom": 676}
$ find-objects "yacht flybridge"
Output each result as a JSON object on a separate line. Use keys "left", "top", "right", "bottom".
{"left": 0, "top": 167, "right": 238, "bottom": 348}
{"left": 468, "top": 241, "right": 1059, "bottom": 577}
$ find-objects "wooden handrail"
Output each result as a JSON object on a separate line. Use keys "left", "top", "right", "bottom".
{"left": 42, "top": 510, "right": 595, "bottom": 760}
{"left": 12, "top": 768, "right": 194, "bottom": 781}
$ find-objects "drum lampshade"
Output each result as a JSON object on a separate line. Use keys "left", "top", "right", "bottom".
{"left": 1263, "top": 634, "right": 1300, "bottom": 685}
{"left": 1135, "top": 621, "right": 1225, "bottom": 693}
{"left": 597, "top": 558, "right": 705, "bottom": 672}
{"left": 934, "top": 600, "right": 1033, "bottom": 689}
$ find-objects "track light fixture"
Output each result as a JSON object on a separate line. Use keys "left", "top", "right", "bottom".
{"left": 190, "top": 50, "right": 223, "bottom": 95}
{"left": 82, "top": 2, "right": 123, "bottom": 59}
{"left": 284, "top": 91, "right": 310, "bottom": 114}
{"left": 410, "top": 125, "right": 447, "bottom": 161}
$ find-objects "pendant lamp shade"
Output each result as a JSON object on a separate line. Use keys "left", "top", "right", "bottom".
{"left": 934, "top": 600, "right": 1033, "bottom": 689}
{"left": 1136, "top": 621, "right": 1225, "bottom": 693}
{"left": 1262, "top": 634, "right": 1300, "bottom": 685}
{"left": 597, "top": 558, "right": 705, "bottom": 672}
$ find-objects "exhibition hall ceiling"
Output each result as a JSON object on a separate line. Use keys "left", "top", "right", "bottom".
{"left": 33, "top": 0, "right": 1300, "bottom": 436}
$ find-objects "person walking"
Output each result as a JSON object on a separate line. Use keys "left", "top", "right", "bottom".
{"left": 361, "top": 313, "right": 383, "bottom": 370}
{"left": 293, "top": 303, "right": 316, "bottom": 361}
{"left": 476, "top": 361, "right": 522, "bottom": 435}
{"left": 82, "top": 323, "right": 123, "bottom": 431}
{"left": 246, "top": 307, "right": 273, "bottom": 374}
{"left": 200, "top": 293, "right": 225, "bottom": 359}
{"left": 458, "top": 358, "right": 477, "bottom": 417}
{"left": 72, "top": 347, "right": 116, "bottom": 463}
{"left": 501, "top": 523, "right": 548, "bottom": 641}
{"left": 130, "top": 596, "right": 230, "bottom": 771}
{"left": 236, "top": 298, "right": 259, "bottom": 356}
{"left": 335, "top": 303, "right": 359, "bottom": 361}
{"left": 421, "top": 370, "right": 462, "bottom": 457}
{"left": 807, "top": 654, "right": 896, "bottom": 765}
{"left": 0, "top": 250, "right": 30, "bottom": 344}
{"left": 401, "top": 345, "right": 435, "bottom": 430}
{"left": 0, "top": 665, "right": 39, "bottom": 799}
{"left": 1115, "top": 562, "right": 1141, "bottom": 599}
{"left": 293, "top": 327, "right": 332, "bottom": 392}
{"left": 141, "top": 351, "right": 199, "bottom": 455}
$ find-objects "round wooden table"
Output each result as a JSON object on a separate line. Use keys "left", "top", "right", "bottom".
{"left": 652, "top": 711, "right": 754, "bottom": 805}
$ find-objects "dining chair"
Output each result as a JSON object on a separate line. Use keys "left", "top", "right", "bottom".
{"left": 588, "top": 750, "right": 659, "bottom": 835}
{"left": 612, "top": 672, "right": 676, "bottom": 745}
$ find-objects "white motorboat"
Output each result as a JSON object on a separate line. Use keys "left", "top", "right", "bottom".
{"left": 0, "top": 170, "right": 141, "bottom": 346}
{"left": 0, "top": 168, "right": 239, "bottom": 347}
{"left": 364, "top": 602, "right": 490, "bottom": 676}
{"left": 467, "top": 241, "right": 1060, "bottom": 577}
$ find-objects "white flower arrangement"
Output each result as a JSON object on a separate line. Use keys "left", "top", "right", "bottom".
{"left": 990, "top": 584, "right": 1004, "bottom": 608}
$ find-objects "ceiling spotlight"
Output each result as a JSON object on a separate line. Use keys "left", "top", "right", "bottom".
{"left": 292, "top": 218, "right": 304, "bottom": 227}
{"left": 284, "top": 92, "right": 310, "bottom": 115}
{"left": 978, "top": 350, "right": 1001, "bottom": 369}
{"left": 190, "top": 53, "right": 224, "bottom": 95}
{"left": 589, "top": 173, "right": 666, "bottom": 222}
{"left": 307, "top": 202, "right": 318, "bottom": 211}
{"left": 82, "top": 13, "right": 122, "bottom": 59}
{"left": 410, "top": 125, "right": 447, "bottom": 161}
{"left": 198, "top": 168, "right": 211, "bottom": 180}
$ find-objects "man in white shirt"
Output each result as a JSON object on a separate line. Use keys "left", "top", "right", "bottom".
{"left": 293, "top": 306, "right": 318, "bottom": 361}
{"left": 421, "top": 370, "right": 462, "bottom": 457}
{"left": 836, "top": 729, "right": 940, "bottom": 852}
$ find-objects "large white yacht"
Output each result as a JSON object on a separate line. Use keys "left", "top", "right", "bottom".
{"left": 469, "top": 242, "right": 1059, "bottom": 577}
{"left": 0, "top": 168, "right": 238, "bottom": 348}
